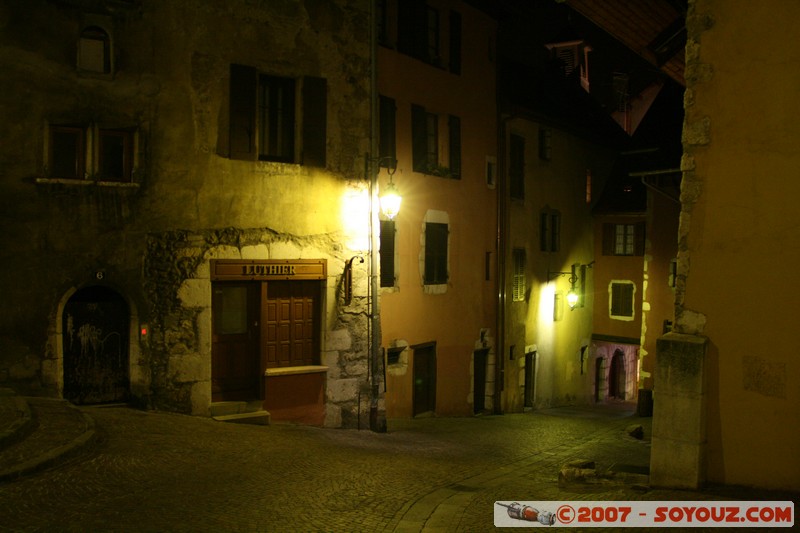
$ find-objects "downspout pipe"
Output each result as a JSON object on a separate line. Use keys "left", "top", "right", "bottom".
{"left": 368, "top": 0, "right": 386, "bottom": 433}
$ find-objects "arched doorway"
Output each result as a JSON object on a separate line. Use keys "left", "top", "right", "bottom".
{"left": 608, "top": 349, "right": 626, "bottom": 400}
{"left": 62, "top": 285, "right": 130, "bottom": 404}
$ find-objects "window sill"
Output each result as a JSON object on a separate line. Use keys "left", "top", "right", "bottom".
{"left": 35, "top": 178, "right": 139, "bottom": 188}
{"left": 264, "top": 365, "right": 328, "bottom": 377}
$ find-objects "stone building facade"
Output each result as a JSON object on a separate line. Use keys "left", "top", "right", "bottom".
{"left": 0, "top": 0, "right": 379, "bottom": 427}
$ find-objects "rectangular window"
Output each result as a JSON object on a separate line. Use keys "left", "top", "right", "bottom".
{"left": 509, "top": 134, "right": 525, "bottom": 200}
{"left": 229, "top": 64, "right": 326, "bottom": 166}
{"left": 398, "top": 0, "right": 434, "bottom": 64}
{"left": 424, "top": 222, "right": 448, "bottom": 285}
{"left": 98, "top": 129, "right": 133, "bottom": 181}
{"left": 412, "top": 104, "right": 439, "bottom": 174}
{"left": 258, "top": 75, "right": 295, "bottom": 162}
{"left": 540, "top": 209, "right": 561, "bottom": 252}
{"left": 379, "top": 95, "right": 397, "bottom": 167}
{"left": 49, "top": 126, "right": 85, "bottom": 179}
{"left": 380, "top": 220, "right": 396, "bottom": 288}
{"left": 448, "top": 115, "right": 461, "bottom": 178}
{"left": 602, "top": 222, "right": 645, "bottom": 256}
{"left": 512, "top": 248, "right": 526, "bottom": 302}
{"left": 610, "top": 281, "right": 635, "bottom": 318}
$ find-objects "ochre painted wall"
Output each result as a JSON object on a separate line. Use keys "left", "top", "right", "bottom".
{"left": 679, "top": 0, "right": 800, "bottom": 489}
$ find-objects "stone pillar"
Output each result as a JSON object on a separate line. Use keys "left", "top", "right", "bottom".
{"left": 650, "top": 332, "right": 708, "bottom": 489}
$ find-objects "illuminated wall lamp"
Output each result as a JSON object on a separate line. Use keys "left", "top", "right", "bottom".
{"left": 548, "top": 264, "right": 580, "bottom": 310}
{"left": 380, "top": 178, "right": 401, "bottom": 220}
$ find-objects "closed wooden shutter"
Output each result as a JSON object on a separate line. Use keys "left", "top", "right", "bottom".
{"left": 412, "top": 104, "right": 427, "bottom": 172}
{"left": 229, "top": 64, "right": 257, "bottom": 161}
{"left": 302, "top": 76, "right": 327, "bottom": 168}
{"left": 448, "top": 115, "right": 461, "bottom": 178}
{"left": 380, "top": 220, "right": 395, "bottom": 288}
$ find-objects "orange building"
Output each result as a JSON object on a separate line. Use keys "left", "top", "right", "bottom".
{"left": 376, "top": 0, "right": 498, "bottom": 418}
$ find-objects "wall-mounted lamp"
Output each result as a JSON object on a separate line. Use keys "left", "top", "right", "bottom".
{"left": 548, "top": 262, "right": 593, "bottom": 310}
{"left": 380, "top": 159, "right": 401, "bottom": 220}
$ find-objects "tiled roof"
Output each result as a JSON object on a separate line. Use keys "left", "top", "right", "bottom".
{"left": 565, "top": 0, "right": 687, "bottom": 86}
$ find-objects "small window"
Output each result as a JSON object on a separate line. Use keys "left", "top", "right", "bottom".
{"left": 49, "top": 126, "right": 85, "bottom": 179}
{"left": 485, "top": 156, "right": 496, "bottom": 189}
{"left": 424, "top": 222, "right": 448, "bottom": 285}
{"left": 380, "top": 220, "right": 396, "bottom": 288}
{"left": 669, "top": 258, "right": 678, "bottom": 288}
{"left": 229, "top": 64, "right": 326, "bottom": 166}
{"left": 512, "top": 248, "right": 526, "bottom": 302}
{"left": 602, "top": 223, "right": 645, "bottom": 256}
{"left": 540, "top": 209, "right": 561, "bottom": 252}
{"left": 386, "top": 346, "right": 404, "bottom": 365}
{"left": 509, "top": 134, "right": 525, "bottom": 200}
{"left": 258, "top": 75, "right": 296, "bottom": 162}
{"left": 98, "top": 129, "right": 133, "bottom": 181}
{"left": 610, "top": 281, "right": 635, "bottom": 319}
{"left": 78, "top": 26, "right": 110, "bottom": 74}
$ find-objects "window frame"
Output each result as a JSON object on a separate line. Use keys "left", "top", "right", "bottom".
{"left": 602, "top": 222, "right": 646, "bottom": 256}
{"left": 512, "top": 248, "right": 526, "bottom": 302}
{"left": 609, "top": 280, "right": 636, "bottom": 320}
{"left": 424, "top": 221, "right": 449, "bottom": 286}
{"left": 228, "top": 64, "right": 327, "bottom": 167}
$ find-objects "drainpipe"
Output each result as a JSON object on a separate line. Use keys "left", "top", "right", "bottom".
{"left": 494, "top": 114, "right": 512, "bottom": 415}
{"left": 368, "top": 0, "right": 386, "bottom": 433}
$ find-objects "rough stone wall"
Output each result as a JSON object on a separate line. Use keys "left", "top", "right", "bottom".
{"left": 0, "top": 0, "right": 374, "bottom": 427}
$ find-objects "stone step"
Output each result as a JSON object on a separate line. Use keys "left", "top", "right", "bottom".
{"left": 212, "top": 410, "right": 271, "bottom": 426}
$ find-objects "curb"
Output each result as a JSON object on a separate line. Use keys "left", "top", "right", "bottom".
{"left": 0, "top": 401, "right": 97, "bottom": 483}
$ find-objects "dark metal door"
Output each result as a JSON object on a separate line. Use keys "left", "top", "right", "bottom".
{"left": 413, "top": 344, "right": 436, "bottom": 416}
{"left": 473, "top": 348, "right": 488, "bottom": 413}
{"left": 524, "top": 351, "right": 536, "bottom": 408}
{"left": 63, "top": 286, "right": 129, "bottom": 404}
{"left": 212, "top": 282, "right": 260, "bottom": 401}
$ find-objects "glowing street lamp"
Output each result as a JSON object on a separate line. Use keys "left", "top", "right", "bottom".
{"left": 380, "top": 178, "right": 401, "bottom": 220}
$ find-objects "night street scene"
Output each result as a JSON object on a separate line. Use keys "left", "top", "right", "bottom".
{"left": 0, "top": 0, "right": 798, "bottom": 531}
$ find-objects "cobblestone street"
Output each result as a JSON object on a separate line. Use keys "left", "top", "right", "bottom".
{"left": 0, "top": 404, "right": 791, "bottom": 532}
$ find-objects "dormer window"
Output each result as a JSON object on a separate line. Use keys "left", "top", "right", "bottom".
{"left": 78, "top": 26, "right": 111, "bottom": 74}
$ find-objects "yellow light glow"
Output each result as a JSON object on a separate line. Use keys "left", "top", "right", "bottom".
{"left": 341, "top": 185, "right": 370, "bottom": 251}
{"left": 380, "top": 181, "right": 401, "bottom": 219}
{"left": 567, "top": 289, "right": 579, "bottom": 309}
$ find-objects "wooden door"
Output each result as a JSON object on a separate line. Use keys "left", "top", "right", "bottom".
{"left": 212, "top": 283, "right": 260, "bottom": 401}
{"left": 264, "top": 281, "right": 319, "bottom": 368}
{"left": 524, "top": 351, "right": 536, "bottom": 408}
{"left": 413, "top": 344, "right": 436, "bottom": 416}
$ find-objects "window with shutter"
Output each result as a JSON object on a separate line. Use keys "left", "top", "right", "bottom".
{"left": 602, "top": 223, "right": 646, "bottom": 256}
{"left": 512, "top": 248, "right": 526, "bottom": 302}
{"left": 380, "top": 220, "right": 396, "bottom": 288}
{"left": 228, "top": 64, "right": 326, "bottom": 166}
{"left": 424, "top": 222, "right": 448, "bottom": 285}
{"left": 610, "top": 281, "right": 635, "bottom": 319}
{"left": 448, "top": 115, "right": 461, "bottom": 178}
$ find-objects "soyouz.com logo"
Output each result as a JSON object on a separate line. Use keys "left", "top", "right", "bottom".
{"left": 494, "top": 501, "right": 794, "bottom": 528}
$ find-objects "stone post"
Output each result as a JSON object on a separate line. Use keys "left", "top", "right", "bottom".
{"left": 650, "top": 332, "right": 708, "bottom": 488}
